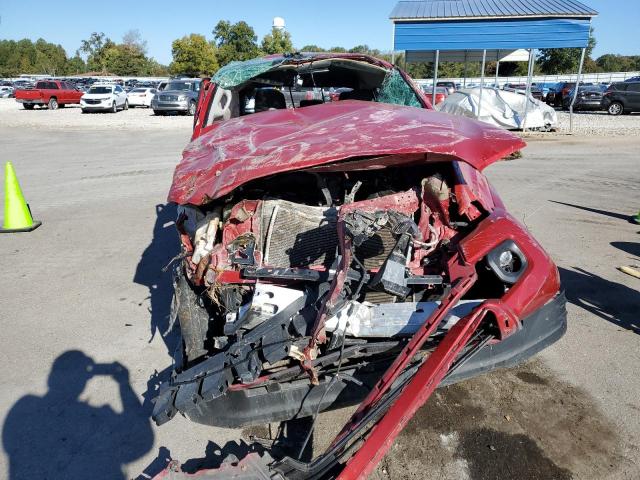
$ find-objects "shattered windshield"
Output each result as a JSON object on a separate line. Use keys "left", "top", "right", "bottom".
{"left": 212, "top": 56, "right": 287, "bottom": 89}
{"left": 201, "top": 56, "right": 427, "bottom": 130}
{"left": 378, "top": 70, "right": 422, "bottom": 108}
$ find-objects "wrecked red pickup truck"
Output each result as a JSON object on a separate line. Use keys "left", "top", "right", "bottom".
{"left": 152, "top": 53, "right": 566, "bottom": 479}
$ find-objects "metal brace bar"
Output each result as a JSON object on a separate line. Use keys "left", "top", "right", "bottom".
{"left": 338, "top": 306, "right": 488, "bottom": 479}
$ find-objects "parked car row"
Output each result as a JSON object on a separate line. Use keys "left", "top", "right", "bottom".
{"left": 12, "top": 78, "right": 201, "bottom": 115}
{"left": 0, "top": 86, "right": 14, "bottom": 98}
{"left": 553, "top": 81, "right": 640, "bottom": 115}
{"left": 383, "top": 79, "right": 640, "bottom": 116}
{"left": 422, "top": 79, "right": 640, "bottom": 116}
{"left": 3, "top": 76, "right": 175, "bottom": 98}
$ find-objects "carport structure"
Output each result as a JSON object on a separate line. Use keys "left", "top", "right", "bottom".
{"left": 389, "top": 0, "right": 598, "bottom": 131}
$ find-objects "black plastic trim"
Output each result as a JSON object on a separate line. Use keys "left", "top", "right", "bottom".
{"left": 178, "top": 293, "right": 567, "bottom": 428}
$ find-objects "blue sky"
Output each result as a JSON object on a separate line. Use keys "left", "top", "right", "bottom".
{"left": 0, "top": 0, "right": 637, "bottom": 65}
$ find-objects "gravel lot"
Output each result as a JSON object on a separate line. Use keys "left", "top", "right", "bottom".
{"left": 0, "top": 105, "right": 639, "bottom": 479}
{"left": 0, "top": 98, "right": 193, "bottom": 130}
{"left": 555, "top": 110, "right": 640, "bottom": 136}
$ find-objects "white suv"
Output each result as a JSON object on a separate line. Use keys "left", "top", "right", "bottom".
{"left": 80, "top": 84, "right": 128, "bottom": 113}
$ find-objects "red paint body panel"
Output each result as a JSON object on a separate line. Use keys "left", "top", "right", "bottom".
{"left": 458, "top": 209, "right": 561, "bottom": 324}
{"left": 336, "top": 210, "right": 560, "bottom": 478}
{"left": 168, "top": 102, "right": 525, "bottom": 206}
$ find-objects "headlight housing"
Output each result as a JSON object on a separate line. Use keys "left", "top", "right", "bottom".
{"left": 486, "top": 240, "right": 527, "bottom": 285}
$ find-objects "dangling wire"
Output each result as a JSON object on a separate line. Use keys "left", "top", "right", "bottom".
{"left": 296, "top": 320, "right": 349, "bottom": 460}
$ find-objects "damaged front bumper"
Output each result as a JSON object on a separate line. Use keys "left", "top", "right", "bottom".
{"left": 154, "top": 292, "right": 566, "bottom": 429}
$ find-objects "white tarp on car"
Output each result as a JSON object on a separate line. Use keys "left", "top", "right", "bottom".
{"left": 437, "top": 87, "right": 557, "bottom": 131}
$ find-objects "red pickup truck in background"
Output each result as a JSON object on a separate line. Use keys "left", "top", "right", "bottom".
{"left": 15, "top": 80, "right": 83, "bottom": 110}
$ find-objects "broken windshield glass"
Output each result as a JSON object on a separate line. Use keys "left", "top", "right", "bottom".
{"left": 378, "top": 69, "right": 422, "bottom": 108}
{"left": 212, "top": 57, "right": 287, "bottom": 89}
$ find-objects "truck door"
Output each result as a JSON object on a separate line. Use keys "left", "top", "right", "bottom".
{"left": 47, "top": 81, "right": 60, "bottom": 103}
{"left": 60, "top": 82, "right": 71, "bottom": 103}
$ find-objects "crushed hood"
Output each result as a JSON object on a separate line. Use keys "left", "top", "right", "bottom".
{"left": 168, "top": 101, "right": 526, "bottom": 206}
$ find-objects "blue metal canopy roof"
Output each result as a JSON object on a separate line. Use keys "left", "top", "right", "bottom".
{"left": 390, "top": 0, "right": 597, "bottom": 52}
{"left": 390, "top": 0, "right": 597, "bottom": 21}
{"left": 395, "top": 18, "right": 593, "bottom": 50}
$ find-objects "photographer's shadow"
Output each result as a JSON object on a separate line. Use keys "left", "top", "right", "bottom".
{"left": 134, "top": 203, "right": 180, "bottom": 357}
{"left": 2, "top": 351, "right": 154, "bottom": 480}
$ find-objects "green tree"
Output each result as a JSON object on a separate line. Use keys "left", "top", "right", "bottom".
{"left": 80, "top": 32, "right": 116, "bottom": 73}
{"left": 348, "top": 45, "right": 371, "bottom": 54}
{"left": 67, "top": 51, "right": 87, "bottom": 74}
{"left": 300, "top": 44, "right": 325, "bottom": 52}
{"left": 596, "top": 54, "right": 639, "bottom": 72}
{"left": 261, "top": 27, "right": 293, "bottom": 55}
{"left": 328, "top": 47, "right": 347, "bottom": 53}
{"left": 0, "top": 38, "right": 75, "bottom": 76}
{"left": 406, "top": 62, "right": 432, "bottom": 79}
{"left": 146, "top": 58, "right": 169, "bottom": 76}
{"left": 537, "top": 34, "right": 596, "bottom": 74}
{"left": 170, "top": 34, "right": 218, "bottom": 77}
{"left": 80, "top": 32, "right": 107, "bottom": 57}
{"left": 100, "top": 30, "right": 151, "bottom": 76}
{"left": 33, "top": 38, "right": 69, "bottom": 75}
{"left": 103, "top": 44, "right": 147, "bottom": 76}
{"left": 213, "top": 20, "right": 260, "bottom": 66}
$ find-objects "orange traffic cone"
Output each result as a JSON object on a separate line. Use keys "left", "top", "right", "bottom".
{"left": 1, "top": 162, "right": 41, "bottom": 233}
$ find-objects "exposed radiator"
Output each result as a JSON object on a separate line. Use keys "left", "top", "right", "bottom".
{"left": 260, "top": 200, "right": 397, "bottom": 271}
{"left": 261, "top": 200, "right": 339, "bottom": 268}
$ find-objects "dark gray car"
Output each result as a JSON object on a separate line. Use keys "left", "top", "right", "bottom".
{"left": 151, "top": 79, "right": 201, "bottom": 115}
{"left": 562, "top": 85, "right": 604, "bottom": 111}
{"left": 602, "top": 82, "right": 640, "bottom": 115}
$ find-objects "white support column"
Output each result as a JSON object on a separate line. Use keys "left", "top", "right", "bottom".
{"left": 391, "top": 23, "right": 396, "bottom": 65}
{"left": 477, "top": 49, "right": 487, "bottom": 120}
{"left": 432, "top": 50, "right": 440, "bottom": 106}
{"left": 495, "top": 50, "right": 500, "bottom": 86}
{"left": 522, "top": 49, "right": 535, "bottom": 131}
{"left": 570, "top": 48, "right": 587, "bottom": 134}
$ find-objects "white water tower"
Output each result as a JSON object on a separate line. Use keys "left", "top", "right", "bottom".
{"left": 273, "top": 17, "right": 286, "bottom": 31}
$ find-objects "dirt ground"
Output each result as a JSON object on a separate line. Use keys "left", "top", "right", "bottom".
{"left": 0, "top": 118, "right": 639, "bottom": 479}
